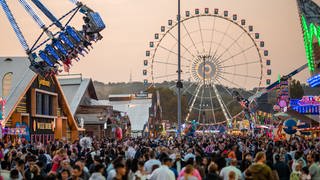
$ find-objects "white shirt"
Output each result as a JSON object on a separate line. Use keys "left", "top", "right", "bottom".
{"left": 144, "top": 159, "right": 161, "bottom": 174}
{"left": 149, "top": 165, "right": 175, "bottom": 180}
{"left": 220, "top": 165, "right": 243, "bottom": 180}
{"left": 127, "top": 146, "right": 136, "bottom": 159}
{"left": 106, "top": 169, "right": 116, "bottom": 180}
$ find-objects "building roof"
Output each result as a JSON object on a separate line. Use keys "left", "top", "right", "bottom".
{"left": 76, "top": 114, "right": 106, "bottom": 125}
{"left": 0, "top": 57, "right": 36, "bottom": 121}
{"left": 0, "top": 57, "right": 80, "bottom": 131}
{"left": 58, "top": 75, "right": 98, "bottom": 116}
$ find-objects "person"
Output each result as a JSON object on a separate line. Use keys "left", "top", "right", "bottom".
{"left": 245, "top": 151, "right": 274, "bottom": 180}
{"left": 178, "top": 157, "right": 202, "bottom": 180}
{"left": 205, "top": 162, "right": 221, "bottom": 180}
{"left": 149, "top": 157, "right": 175, "bottom": 180}
{"left": 89, "top": 164, "right": 106, "bottom": 180}
{"left": 10, "top": 169, "right": 22, "bottom": 180}
{"left": 228, "top": 146, "right": 237, "bottom": 160}
{"left": 241, "top": 153, "right": 252, "bottom": 172}
{"left": 180, "top": 165, "right": 198, "bottom": 180}
{"left": 290, "top": 163, "right": 301, "bottom": 180}
{"left": 273, "top": 154, "right": 290, "bottom": 180}
{"left": 134, "top": 161, "right": 147, "bottom": 180}
{"left": 144, "top": 151, "right": 161, "bottom": 174}
{"left": 220, "top": 159, "right": 242, "bottom": 180}
{"left": 51, "top": 148, "right": 68, "bottom": 173}
{"left": 0, "top": 161, "right": 10, "bottom": 179}
{"left": 172, "top": 153, "right": 184, "bottom": 174}
{"left": 113, "top": 163, "right": 126, "bottom": 180}
{"left": 72, "top": 165, "right": 83, "bottom": 180}
{"left": 59, "top": 168, "right": 71, "bottom": 180}
{"left": 301, "top": 166, "right": 311, "bottom": 180}
{"left": 75, "top": 158, "right": 91, "bottom": 180}
{"left": 307, "top": 153, "right": 320, "bottom": 179}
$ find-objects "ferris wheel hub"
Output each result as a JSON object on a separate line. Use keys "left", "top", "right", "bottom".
{"left": 191, "top": 55, "right": 219, "bottom": 83}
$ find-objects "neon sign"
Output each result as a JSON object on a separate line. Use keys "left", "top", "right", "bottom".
{"left": 307, "top": 74, "right": 320, "bottom": 87}
{"left": 298, "top": 96, "right": 320, "bottom": 106}
{"left": 290, "top": 96, "right": 320, "bottom": 115}
{"left": 301, "top": 15, "right": 320, "bottom": 72}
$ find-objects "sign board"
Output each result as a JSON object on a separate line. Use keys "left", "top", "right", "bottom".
{"left": 290, "top": 96, "right": 320, "bottom": 114}
{"left": 0, "top": 98, "right": 6, "bottom": 120}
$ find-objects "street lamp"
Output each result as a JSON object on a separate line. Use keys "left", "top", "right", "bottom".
{"left": 177, "top": 0, "right": 182, "bottom": 137}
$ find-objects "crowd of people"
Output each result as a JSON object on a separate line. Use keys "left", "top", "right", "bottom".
{"left": 0, "top": 134, "right": 320, "bottom": 180}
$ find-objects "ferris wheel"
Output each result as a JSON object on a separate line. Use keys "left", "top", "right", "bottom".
{"left": 143, "top": 8, "right": 272, "bottom": 126}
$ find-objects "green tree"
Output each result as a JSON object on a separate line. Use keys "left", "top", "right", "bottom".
{"left": 290, "top": 79, "right": 304, "bottom": 99}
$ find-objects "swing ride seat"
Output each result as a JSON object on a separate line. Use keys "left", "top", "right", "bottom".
{"left": 1, "top": 0, "right": 106, "bottom": 77}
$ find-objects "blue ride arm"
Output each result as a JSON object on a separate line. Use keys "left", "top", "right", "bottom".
{"left": 31, "top": 0, "right": 63, "bottom": 29}
{"left": 18, "top": 0, "right": 45, "bottom": 28}
{"left": 0, "top": 0, "right": 29, "bottom": 52}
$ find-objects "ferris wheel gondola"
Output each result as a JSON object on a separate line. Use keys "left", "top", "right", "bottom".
{"left": 0, "top": 0, "right": 105, "bottom": 77}
{"left": 143, "top": 8, "right": 272, "bottom": 128}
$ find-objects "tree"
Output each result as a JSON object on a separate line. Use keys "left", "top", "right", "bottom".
{"left": 290, "top": 79, "right": 304, "bottom": 99}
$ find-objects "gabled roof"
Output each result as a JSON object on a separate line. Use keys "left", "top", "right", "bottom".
{"left": 0, "top": 57, "right": 36, "bottom": 122}
{"left": 0, "top": 57, "right": 80, "bottom": 131}
{"left": 58, "top": 75, "right": 98, "bottom": 115}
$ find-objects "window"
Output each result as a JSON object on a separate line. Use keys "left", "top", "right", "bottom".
{"left": 36, "top": 92, "right": 54, "bottom": 116}
{"left": 2, "top": 72, "right": 13, "bottom": 97}
{"left": 36, "top": 92, "right": 42, "bottom": 114}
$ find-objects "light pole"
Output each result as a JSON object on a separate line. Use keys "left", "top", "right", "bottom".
{"left": 177, "top": 0, "right": 182, "bottom": 137}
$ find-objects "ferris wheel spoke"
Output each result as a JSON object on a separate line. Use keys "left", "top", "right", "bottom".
{"left": 154, "top": 60, "right": 190, "bottom": 68}
{"left": 182, "top": 21, "right": 200, "bottom": 54}
{"left": 220, "top": 60, "right": 260, "bottom": 69}
{"left": 154, "top": 72, "right": 186, "bottom": 80}
{"left": 215, "top": 32, "right": 246, "bottom": 61}
{"left": 216, "top": 74, "right": 255, "bottom": 96}
{"left": 182, "top": 81, "right": 197, "bottom": 94}
{"left": 218, "top": 44, "right": 255, "bottom": 65}
{"left": 216, "top": 74, "right": 243, "bottom": 89}
{"left": 197, "top": 16, "right": 205, "bottom": 53}
{"left": 168, "top": 31, "right": 197, "bottom": 58}
{"left": 214, "top": 79, "right": 233, "bottom": 97}
{"left": 198, "top": 84, "right": 205, "bottom": 121}
{"left": 211, "top": 83, "right": 232, "bottom": 123}
{"left": 212, "top": 22, "right": 232, "bottom": 60}
{"left": 221, "top": 71, "right": 260, "bottom": 80}
{"left": 208, "top": 16, "right": 216, "bottom": 56}
{"left": 207, "top": 83, "right": 217, "bottom": 124}
{"left": 158, "top": 45, "right": 193, "bottom": 62}
{"left": 186, "top": 83, "right": 203, "bottom": 122}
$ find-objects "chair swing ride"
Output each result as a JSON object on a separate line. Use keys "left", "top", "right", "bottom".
{"left": 0, "top": 0, "right": 105, "bottom": 77}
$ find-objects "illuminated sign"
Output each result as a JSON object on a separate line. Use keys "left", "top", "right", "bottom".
{"left": 298, "top": 96, "right": 320, "bottom": 106}
{"left": 301, "top": 15, "right": 320, "bottom": 72}
{"left": 290, "top": 96, "right": 320, "bottom": 115}
{"left": 37, "top": 122, "right": 52, "bottom": 130}
{"left": 2, "top": 127, "right": 27, "bottom": 135}
{"left": 0, "top": 98, "right": 6, "bottom": 120}
{"left": 307, "top": 74, "right": 320, "bottom": 87}
{"left": 38, "top": 76, "right": 51, "bottom": 88}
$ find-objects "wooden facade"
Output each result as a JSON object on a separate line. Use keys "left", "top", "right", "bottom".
{"left": 3, "top": 75, "right": 80, "bottom": 143}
